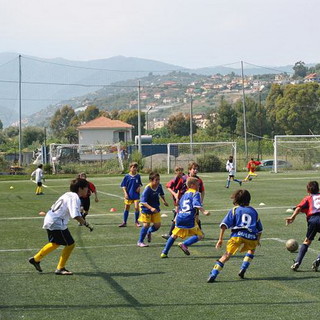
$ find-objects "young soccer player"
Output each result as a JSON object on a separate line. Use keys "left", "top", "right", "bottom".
{"left": 225, "top": 155, "right": 242, "bottom": 188}
{"left": 207, "top": 189, "right": 263, "bottom": 282}
{"left": 137, "top": 172, "right": 169, "bottom": 247}
{"left": 161, "top": 177, "right": 210, "bottom": 258}
{"left": 28, "top": 178, "right": 93, "bottom": 275}
{"left": 161, "top": 166, "right": 185, "bottom": 240}
{"left": 285, "top": 181, "right": 320, "bottom": 271}
{"left": 243, "top": 158, "right": 261, "bottom": 182}
{"left": 119, "top": 162, "right": 143, "bottom": 227}
{"left": 162, "top": 161, "right": 206, "bottom": 240}
{"left": 31, "top": 164, "right": 45, "bottom": 195}
{"left": 78, "top": 172, "right": 99, "bottom": 220}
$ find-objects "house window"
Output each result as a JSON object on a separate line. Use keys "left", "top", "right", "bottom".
{"left": 119, "top": 132, "right": 125, "bottom": 142}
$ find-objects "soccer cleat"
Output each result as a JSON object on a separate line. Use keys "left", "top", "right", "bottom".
{"left": 238, "top": 269, "right": 246, "bottom": 279}
{"left": 160, "top": 253, "right": 168, "bottom": 258}
{"left": 137, "top": 242, "right": 149, "bottom": 247}
{"left": 55, "top": 268, "right": 73, "bottom": 275}
{"left": 135, "top": 222, "right": 141, "bottom": 227}
{"left": 147, "top": 232, "right": 152, "bottom": 243}
{"left": 118, "top": 222, "right": 127, "bottom": 227}
{"left": 178, "top": 243, "right": 190, "bottom": 256}
{"left": 312, "top": 259, "right": 320, "bottom": 272}
{"left": 291, "top": 262, "right": 300, "bottom": 271}
{"left": 161, "top": 234, "right": 170, "bottom": 240}
{"left": 207, "top": 271, "right": 216, "bottom": 283}
{"left": 29, "top": 257, "right": 42, "bottom": 272}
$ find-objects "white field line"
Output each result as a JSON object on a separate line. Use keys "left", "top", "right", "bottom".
{"left": 0, "top": 205, "right": 292, "bottom": 221}
{"left": 0, "top": 237, "right": 316, "bottom": 253}
{"left": 98, "top": 190, "right": 123, "bottom": 199}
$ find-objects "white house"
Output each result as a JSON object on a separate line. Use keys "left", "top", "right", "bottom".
{"left": 77, "top": 116, "right": 133, "bottom": 145}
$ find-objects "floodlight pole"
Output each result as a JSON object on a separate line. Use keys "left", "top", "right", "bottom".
{"left": 137, "top": 81, "right": 142, "bottom": 153}
{"left": 241, "top": 61, "right": 248, "bottom": 162}
{"left": 18, "top": 54, "right": 22, "bottom": 166}
{"left": 190, "top": 96, "right": 193, "bottom": 153}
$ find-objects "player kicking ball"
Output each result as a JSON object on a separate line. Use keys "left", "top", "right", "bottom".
{"left": 28, "top": 178, "right": 93, "bottom": 275}
{"left": 207, "top": 189, "right": 263, "bottom": 282}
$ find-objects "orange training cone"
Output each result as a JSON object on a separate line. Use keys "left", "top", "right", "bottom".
{"left": 110, "top": 208, "right": 117, "bottom": 212}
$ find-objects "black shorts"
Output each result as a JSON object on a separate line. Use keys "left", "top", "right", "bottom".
{"left": 37, "top": 182, "right": 42, "bottom": 187}
{"left": 46, "top": 229, "right": 75, "bottom": 246}
{"left": 80, "top": 197, "right": 90, "bottom": 212}
{"left": 306, "top": 215, "right": 320, "bottom": 240}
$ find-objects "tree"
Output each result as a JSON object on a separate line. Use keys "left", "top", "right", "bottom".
{"left": 78, "top": 105, "right": 100, "bottom": 122}
{"left": 293, "top": 61, "right": 307, "bottom": 79}
{"left": 167, "top": 113, "right": 197, "bottom": 136}
{"left": 50, "top": 105, "right": 76, "bottom": 137}
{"left": 22, "top": 126, "right": 45, "bottom": 147}
{"left": 0, "top": 119, "right": 3, "bottom": 130}
{"left": 63, "top": 127, "right": 78, "bottom": 143}
{"left": 3, "top": 126, "right": 19, "bottom": 138}
{"left": 118, "top": 110, "right": 145, "bottom": 137}
{"left": 210, "top": 97, "right": 237, "bottom": 137}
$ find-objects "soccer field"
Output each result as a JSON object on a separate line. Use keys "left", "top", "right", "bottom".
{"left": 1, "top": 171, "right": 320, "bottom": 320}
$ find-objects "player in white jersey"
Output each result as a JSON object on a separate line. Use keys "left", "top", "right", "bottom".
{"left": 31, "top": 164, "right": 45, "bottom": 195}
{"left": 225, "top": 156, "right": 242, "bottom": 188}
{"left": 28, "top": 178, "right": 93, "bottom": 275}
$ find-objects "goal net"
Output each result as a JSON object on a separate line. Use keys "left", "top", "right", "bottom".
{"left": 166, "top": 142, "right": 237, "bottom": 174}
{"left": 274, "top": 135, "right": 320, "bottom": 173}
{"left": 49, "top": 143, "right": 124, "bottom": 173}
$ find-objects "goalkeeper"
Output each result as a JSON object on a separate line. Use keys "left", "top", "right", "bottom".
{"left": 29, "top": 178, "right": 93, "bottom": 275}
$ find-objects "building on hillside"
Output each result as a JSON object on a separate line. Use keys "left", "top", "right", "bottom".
{"left": 77, "top": 116, "right": 133, "bottom": 145}
{"left": 304, "top": 73, "right": 320, "bottom": 83}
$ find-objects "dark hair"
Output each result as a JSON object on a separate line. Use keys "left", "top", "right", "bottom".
{"left": 232, "top": 189, "right": 251, "bottom": 206}
{"left": 307, "top": 181, "right": 319, "bottom": 194}
{"left": 38, "top": 164, "right": 43, "bottom": 168}
{"left": 229, "top": 156, "right": 233, "bottom": 162}
{"left": 70, "top": 178, "right": 89, "bottom": 193}
{"left": 149, "top": 171, "right": 160, "bottom": 181}
{"left": 129, "top": 162, "right": 138, "bottom": 169}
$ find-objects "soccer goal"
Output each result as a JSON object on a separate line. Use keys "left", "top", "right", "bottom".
{"left": 274, "top": 135, "right": 320, "bottom": 173}
{"left": 166, "top": 142, "right": 237, "bottom": 174}
{"left": 49, "top": 143, "right": 124, "bottom": 173}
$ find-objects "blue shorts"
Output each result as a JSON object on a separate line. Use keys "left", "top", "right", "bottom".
{"left": 46, "top": 229, "right": 75, "bottom": 246}
{"left": 306, "top": 215, "right": 320, "bottom": 241}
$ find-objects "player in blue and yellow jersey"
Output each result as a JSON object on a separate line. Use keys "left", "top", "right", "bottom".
{"left": 119, "top": 162, "right": 143, "bottom": 227}
{"left": 161, "top": 177, "right": 210, "bottom": 257}
{"left": 137, "top": 172, "right": 168, "bottom": 247}
{"left": 207, "top": 189, "right": 263, "bottom": 282}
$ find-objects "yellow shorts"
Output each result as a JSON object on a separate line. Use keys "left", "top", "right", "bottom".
{"left": 172, "top": 225, "right": 203, "bottom": 239}
{"left": 139, "top": 212, "right": 161, "bottom": 224}
{"left": 226, "top": 237, "right": 258, "bottom": 254}
{"left": 124, "top": 199, "right": 139, "bottom": 205}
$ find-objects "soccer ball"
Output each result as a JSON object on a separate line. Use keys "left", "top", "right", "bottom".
{"left": 286, "top": 239, "right": 299, "bottom": 252}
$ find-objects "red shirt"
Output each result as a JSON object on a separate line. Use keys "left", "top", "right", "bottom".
{"left": 82, "top": 181, "right": 96, "bottom": 199}
{"left": 297, "top": 193, "right": 320, "bottom": 220}
{"left": 247, "top": 160, "right": 261, "bottom": 172}
{"left": 166, "top": 175, "right": 184, "bottom": 204}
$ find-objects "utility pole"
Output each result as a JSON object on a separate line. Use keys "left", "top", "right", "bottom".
{"left": 18, "top": 54, "right": 22, "bottom": 166}
{"left": 137, "top": 81, "right": 142, "bottom": 153}
{"left": 241, "top": 61, "right": 248, "bottom": 162}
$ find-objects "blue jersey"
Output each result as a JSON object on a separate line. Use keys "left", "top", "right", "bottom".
{"left": 140, "top": 183, "right": 165, "bottom": 214}
{"left": 220, "top": 206, "right": 263, "bottom": 240}
{"left": 120, "top": 173, "right": 142, "bottom": 200}
{"left": 176, "top": 189, "right": 202, "bottom": 229}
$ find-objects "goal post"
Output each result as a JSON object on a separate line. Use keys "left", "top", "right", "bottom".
{"left": 167, "top": 142, "right": 237, "bottom": 174}
{"left": 49, "top": 143, "right": 124, "bottom": 173}
{"left": 274, "top": 135, "right": 320, "bottom": 173}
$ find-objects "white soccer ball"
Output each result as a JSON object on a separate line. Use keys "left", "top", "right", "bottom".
{"left": 286, "top": 239, "right": 299, "bottom": 252}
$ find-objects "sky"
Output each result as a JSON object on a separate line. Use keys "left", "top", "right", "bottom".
{"left": 0, "top": 0, "right": 319, "bottom": 68}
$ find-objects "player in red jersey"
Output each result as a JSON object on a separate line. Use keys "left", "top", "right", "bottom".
{"left": 286, "top": 181, "right": 320, "bottom": 271}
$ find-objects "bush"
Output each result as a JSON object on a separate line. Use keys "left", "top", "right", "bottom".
{"left": 196, "top": 154, "right": 223, "bottom": 172}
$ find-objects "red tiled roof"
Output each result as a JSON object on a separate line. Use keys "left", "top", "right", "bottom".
{"left": 77, "top": 117, "right": 133, "bottom": 130}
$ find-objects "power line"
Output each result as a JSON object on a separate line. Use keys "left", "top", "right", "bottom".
{"left": 243, "top": 61, "right": 293, "bottom": 75}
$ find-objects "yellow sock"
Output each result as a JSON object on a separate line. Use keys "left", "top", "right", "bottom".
{"left": 57, "top": 243, "right": 75, "bottom": 270}
{"left": 35, "top": 187, "right": 39, "bottom": 194}
{"left": 39, "top": 186, "right": 43, "bottom": 193}
{"left": 34, "top": 242, "right": 59, "bottom": 262}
